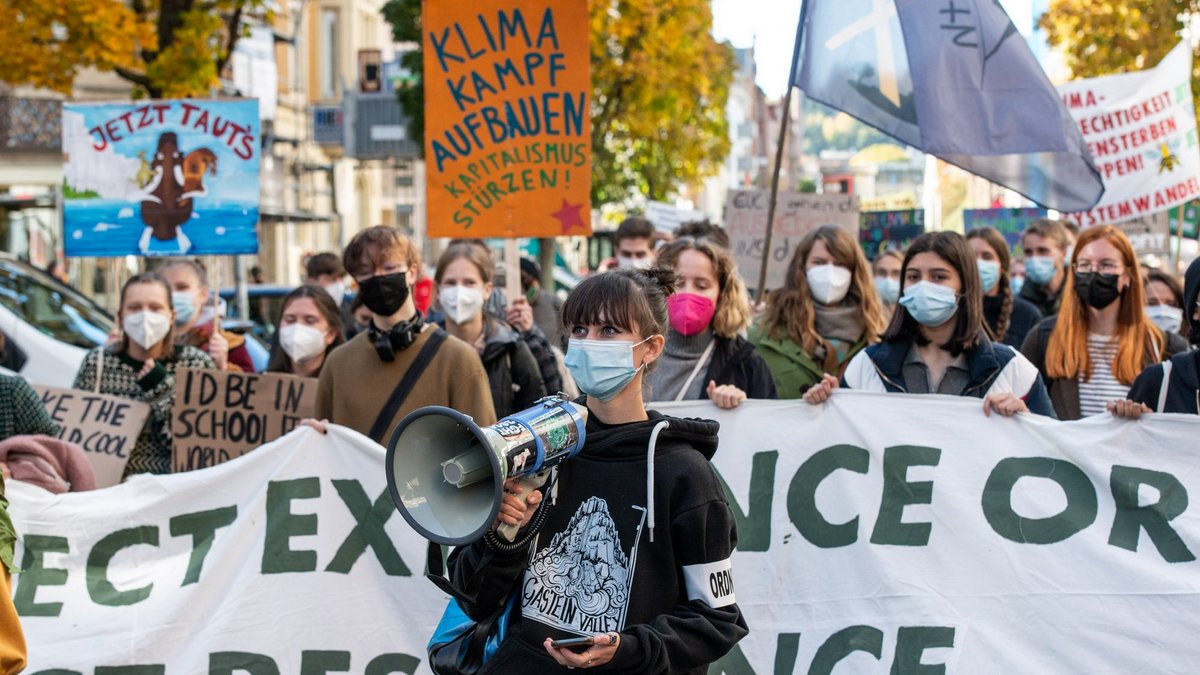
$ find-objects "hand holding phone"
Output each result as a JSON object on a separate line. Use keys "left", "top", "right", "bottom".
{"left": 548, "top": 636, "right": 594, "bottom": 652}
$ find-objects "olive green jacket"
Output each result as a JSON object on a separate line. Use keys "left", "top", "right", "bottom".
{"left": 748, "top": 323, "right": 868, "bottom": 399}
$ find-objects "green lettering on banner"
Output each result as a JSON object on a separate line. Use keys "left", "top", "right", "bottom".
{"left": 717, "top": 451, "right": 777, "bottom": 552}
{"left": 708, "top": 633, "right": 800, "bottom": 675}
{"left": 27, "top": 670, "right": 81, "bottom": 675}
{"left": 982, "top": 457, "right": 1097, "bottom": 544}
{"left": 325, "top": 480, "right": 410, "bottom": 576}
{"left": 209, "top": 652, "right": 280, "bottom": 675}
{"left": 263, "top": 478, "right": 320, "bottom": 573}
{"left": 871, "top": 446, "right": 941, "bottom": 546}
{"left": 13, "top": 534, "right": 69, "bottom": 617}
{"left": 96, "top": 667, "right": 165, "bottom": 675}
{"left": 808, "top": 625, "right": 884, "bottom": 675}
{"left": 300, "top": 650, "right": 351, "bottom": 675}
{"left": 1109, "top": 466, "right": 1196, "bottom": 563}
{"left": 364, "top": 654, "right": 421, "bottom": 675}
{"left": 788, "top": 445, "right": 869, "bottom": 548}
{"left": 87, "top": 526, "right": 159, "bottom": 606}
{"left": 890, "top": 626, "right": 956, "bottom": 674}
{"left": 171, "top": 505, "right": 238, "bottom": 585}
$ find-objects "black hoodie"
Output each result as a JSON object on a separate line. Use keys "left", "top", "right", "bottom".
{"left": 1127, "top": 259, "right": 1200, "bottom": 414}
{"left": 447, "top": 410, "right": 748, "bottom": 674}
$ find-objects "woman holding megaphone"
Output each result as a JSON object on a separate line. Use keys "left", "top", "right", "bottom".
{"left": 445, "top": 268, "right": 748, "bottom": 673}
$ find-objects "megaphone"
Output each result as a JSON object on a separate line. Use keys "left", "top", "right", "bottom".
{"left": 385, "top": 396, "right": 588, "bottom": 545}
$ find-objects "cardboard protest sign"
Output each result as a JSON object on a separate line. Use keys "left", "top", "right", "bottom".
{"left": 726, "top": 190, "right": 859, "bottom": 290}
{"left": 859, "top": 209, "right": 925, "bottom": 258}
{"left": 62, "top": 99, "right": 260, "bottom": 257}
{"left": 644, "top": 200, "right": 705, "bottom": 234}
{"left": 31, "top": 385, "right": 150, "bottom": 488}
{"left": 963, "top": 207, "right": 1049, "bottom": 252}
{"left": 424, "top": 0, "right": 591, "bottom": 239}
{"left": 1112, "top": 212, "right": 1171, "bottom": 256}
{"left": 171, "top": 369, "right": 315, "bottom": 472}
{"left": 1059, "top": 41, "right": 1200, "bottom": 227}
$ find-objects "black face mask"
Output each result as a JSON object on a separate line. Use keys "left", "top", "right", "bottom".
{"left": 1074, "top": 271, "right": 1122, "bottom": 310}
{"left": 358, "top": 272, "right": 410, "bottom": 317}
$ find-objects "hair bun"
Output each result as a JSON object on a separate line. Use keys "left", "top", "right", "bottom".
{"left": 640, "top": 266, "right": 677, "bottom": 296}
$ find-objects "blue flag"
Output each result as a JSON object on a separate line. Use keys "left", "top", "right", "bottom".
{"left": 793, "top": 0, "right": 1104, "bottom": 212}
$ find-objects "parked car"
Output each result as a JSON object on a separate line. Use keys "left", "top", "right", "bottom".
{"left": 0, "top": 254, "right": 112, "bottom": 387}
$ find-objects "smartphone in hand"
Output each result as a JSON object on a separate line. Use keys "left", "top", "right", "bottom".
{"left": 549, "top": 636, "right": 594, "bottom": 652}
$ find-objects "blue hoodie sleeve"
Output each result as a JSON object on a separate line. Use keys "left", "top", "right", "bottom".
{"left": 1022, "top": 373, "right": 1058, "bottom": 419}
{"left": 1127, "top": 364, "right": 1165, "bottom": 411}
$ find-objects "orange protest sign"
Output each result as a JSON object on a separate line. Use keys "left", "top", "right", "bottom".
{"left": 423, "top": 0, "right": 591, "bottom": 238}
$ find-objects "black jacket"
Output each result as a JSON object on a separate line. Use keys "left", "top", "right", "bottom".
{"left": 983, "top": 293, "right": 1043, "bottom": 349}
{"left": 448, "top": 411, "right": 748, "bottom": 674}
{"left": 1127, "top": 351, "right": 1200, "bottom": 414}
{"left": 702, "top": 334, "right": 777, "bottom": 400}
{"left": 1019, "top": 279, "right": 1064, "bottom": 317}
{"left": 479, "top": 319, "right": 547, "bottom": 419}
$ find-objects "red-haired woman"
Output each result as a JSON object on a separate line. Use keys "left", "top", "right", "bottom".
{"left": 1021, "top": 226, "right": 1189, "bottom": 420}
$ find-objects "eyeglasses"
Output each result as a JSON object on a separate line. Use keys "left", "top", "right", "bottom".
{"left": 1074, "top": 260, "right": 1123, "bottom": 275}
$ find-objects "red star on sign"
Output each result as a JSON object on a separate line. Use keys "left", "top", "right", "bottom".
{"left": 551, "top": 199, "right": 586, "bottom": 234}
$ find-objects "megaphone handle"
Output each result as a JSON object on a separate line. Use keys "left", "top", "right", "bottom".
{"left": 496, "top": 471, "right": 550, "bottom": 542}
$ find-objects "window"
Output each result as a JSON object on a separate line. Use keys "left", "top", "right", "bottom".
{"left": 319, "top": 8, "right": 340, "bottom": 99}
{"left": 0, "top": 261, "right": 112, "bottom": 348}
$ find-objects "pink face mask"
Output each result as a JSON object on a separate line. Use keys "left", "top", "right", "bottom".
{"left": 668, "top": 293, "right": 716, "bottom": 336}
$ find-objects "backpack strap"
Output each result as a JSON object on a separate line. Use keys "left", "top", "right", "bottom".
{"left": 368, "top": 328, "right": 447, "bottom": 444}
{"left": 1157, "top": 360, "right": 1173, "bottom": 414}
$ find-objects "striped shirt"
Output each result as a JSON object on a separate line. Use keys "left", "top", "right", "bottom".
{"left": 1078, "top": 333, "right": 1128, "bottom": 417}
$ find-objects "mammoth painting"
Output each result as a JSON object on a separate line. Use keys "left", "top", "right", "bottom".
{"left": 138, "top": 132, "right": 217, "bottom": 254}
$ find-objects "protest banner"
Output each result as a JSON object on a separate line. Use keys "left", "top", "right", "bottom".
{"left": 62, "top": 99, "right": 261, "bottom": 257}
{"left": 645, "top": 200, "right": 705, "bottom": 234}
{"left": 1112, "top": 211, "right": 1171, "bottom": 256}
{"left": 963, "top": 207, "right": 1049, "bottom": 252}
{"left": 423, "top": 0, "right": 591, "bottom": 239}
{"left": 30, "top": 385, "right": 150, "bottom": 488}
{"left": 13, "top": 395, "right": 1200, "bottom": 672}
{"left": 859, "top": 209, "right": 925, "bottom": 258}
{"left": 727, "top": 190, "right": 859, "bottom": 290}
{"left": 1059, "top": 41, "right": 1200, "bottom": 227}
{"left": 1168, "top": 200, "right": 1200, "bottom": 239}
{"left": 171, "top": 368, "right": 315, "bottom": 472}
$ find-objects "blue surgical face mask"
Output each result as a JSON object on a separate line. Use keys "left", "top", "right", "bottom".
{"left": 564, "top": 336, "right": 653, "bottom": 402}
{"left": 874, "top": 276, "right": 900, "bottom": 304}
{"left": 172, "top": 291, "right": 198, "bottom": 327}
{"left": 1011, "top": 275, "right": 1026, "bottom": 295}
{"left": 1025, "top": 256, "right": 1058, "bottom": 285}
{"left": 899, "top": 281, "right": 960, "bottom": 327}
{"left": 977, "top": 259, "right": 1001, "bottom": 293}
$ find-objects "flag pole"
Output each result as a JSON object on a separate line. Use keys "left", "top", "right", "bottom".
{"left": 1176, "top": 203, "right": 1185, "bottom": 273}
{"left": 756, "top": 90, "right": 794, "bottom": 303}
{"left": 756, "top": 3, "right": 810, "bottom": 303}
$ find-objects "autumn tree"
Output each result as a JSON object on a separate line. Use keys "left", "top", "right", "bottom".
{"left": 0, "top": 0, "right": 267, "bottom": 98}
{"left": 1038, "top": 1, "right": 1199, "bottom": 126}
{"left": 382, "top": 0, "right": 734, "bottom": 206}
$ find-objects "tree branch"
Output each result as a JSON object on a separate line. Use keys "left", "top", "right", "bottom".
{"left": 213, "top": 5, "right": 244, "bottom": 77}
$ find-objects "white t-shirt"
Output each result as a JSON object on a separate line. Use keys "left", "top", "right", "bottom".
{"left": 1077, "top": 333, "right": 1128, "bottom": 417}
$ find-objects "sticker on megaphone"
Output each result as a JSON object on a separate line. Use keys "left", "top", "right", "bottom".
{"left": 386, "top": 396, "right": 587, "bottom": 546}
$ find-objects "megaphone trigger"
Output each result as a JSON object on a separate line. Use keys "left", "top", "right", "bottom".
{"left": 495, "top": 468, "right": 552, "bottom": 542}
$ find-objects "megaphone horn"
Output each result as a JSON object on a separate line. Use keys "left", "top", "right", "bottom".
{"left": 385, "top": 396, "right": 588, "bottom": 546}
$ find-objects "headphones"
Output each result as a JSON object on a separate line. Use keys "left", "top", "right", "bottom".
{"left": 368, "top": 312, "right": 424, "bottom": 362}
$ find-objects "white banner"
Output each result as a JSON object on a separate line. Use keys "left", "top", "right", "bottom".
{"left": 1060, "top": 41, "right": 1200, "bottom": 227}
{"left": 10, "top": 394, "right": 1200, "bottom": 672}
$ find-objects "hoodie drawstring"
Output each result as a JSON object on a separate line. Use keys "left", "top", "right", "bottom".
{"left": 646, "top": 420, "right": 669, "bottom": 543}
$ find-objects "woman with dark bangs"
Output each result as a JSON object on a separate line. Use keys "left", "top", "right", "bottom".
{"left": 804, "top": 231, "right": 1055, "bottom": 418}
{"left": 446, "top": 268, "right": 748, "bottom": 674}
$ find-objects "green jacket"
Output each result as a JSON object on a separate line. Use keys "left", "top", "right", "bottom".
{"left": 748, "top": 322, "right": 868, "bottom": 399}
{"left": 0, "top": 476, "right": 14, "bottom": 572}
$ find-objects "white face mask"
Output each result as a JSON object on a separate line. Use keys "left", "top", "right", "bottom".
{"left": 123, "top": 311, "right": 172, "bottom": 349}
{"left": 1145, "top": 304, "right": 1183, "bottom": 335}
{"left": 439, "top": 285, "right": 485, "bottom": 324}
{"left": 280, "top": 324, "right": 329, "bottom": 363}
{"left": 322, "top": 281, "right": 346, "bottom": 307}
{"left": 617, "top": 255, "right": 654, "bottom": 270}
{"left": 806, "top": 264, "right": 853, "bottom": 305}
